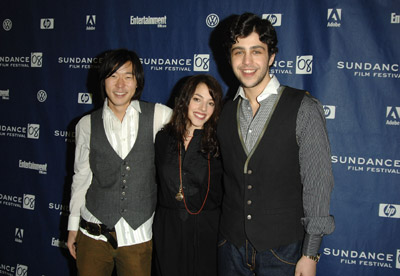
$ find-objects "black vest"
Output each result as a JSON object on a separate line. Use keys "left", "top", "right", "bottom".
{"left": 86, "top": 101, "right": 156, "bottom": 229}
{"left": 217, "top": 86, "right": 305, "bottom": 251}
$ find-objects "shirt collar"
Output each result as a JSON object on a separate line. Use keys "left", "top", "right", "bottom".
{"left": 102, "top": 99, "right": 141, "bottom": 119}
{"left": 234, "top": 74, "right": 280, "bottom": 102}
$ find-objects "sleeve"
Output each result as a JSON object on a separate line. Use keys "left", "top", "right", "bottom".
{"left": 297, "top": 94, "right": 335, "bottom": 256}
{"left": 153, "top": 103, "right": 172, "bottom": 141}
{"left": 67, "top": 115, "right": 93, "bottom": 231}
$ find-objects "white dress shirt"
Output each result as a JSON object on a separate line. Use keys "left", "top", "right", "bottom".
{"left": 68, "top": 99, "right": 172, "bottom": 247}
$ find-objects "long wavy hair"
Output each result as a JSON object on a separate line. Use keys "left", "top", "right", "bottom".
{"left": 165, "top": 74, "right": 223, "bottom": 157}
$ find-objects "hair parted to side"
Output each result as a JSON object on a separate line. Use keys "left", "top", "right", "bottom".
{"left": 99, "top": 48, "right": 145, "bottom": 101}
{"left": 225, "top": 12, "right": 278, "bottom": 60}
{"left": 166, "top": 74, "right": 223, "bottom": 157}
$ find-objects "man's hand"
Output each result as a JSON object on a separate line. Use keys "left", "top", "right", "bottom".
{"left": 67, "top": 230, "right": 78, "bottom": 259}
{"left": 295, "top": 255, "right": 317, "bottom": 276}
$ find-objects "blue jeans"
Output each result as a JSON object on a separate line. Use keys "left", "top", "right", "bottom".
{"left": 218, "top": 238, "right": 302, "bottom": 276}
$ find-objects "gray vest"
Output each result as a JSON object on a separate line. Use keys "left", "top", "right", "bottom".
{"left": 86, "top": 102, "right": 156, "bottom": 229}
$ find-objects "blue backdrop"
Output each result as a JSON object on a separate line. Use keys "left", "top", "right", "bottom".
{"left": 0, "top": 0, "right": 399, "bottom": 275}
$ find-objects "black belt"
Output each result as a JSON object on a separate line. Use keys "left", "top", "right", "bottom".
{"left": 80, "top": 218, "right": 117, "bottom": 249}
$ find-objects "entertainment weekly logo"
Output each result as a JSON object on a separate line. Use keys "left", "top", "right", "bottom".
{"left": 19, "top": 160, "right": 47, "bottom": 175}
{"left": 0, "top": 263, "right": 28, "bottom": 276}
{"left": 130, "top": 15, "right": 167, "bottom": 28}
{"left": 140, "top": 54, "right": 210, "bottom": 72}
{"left": 0, "top": 89, "right": 9, "bottom": 100}
{"left": 0, "top": 193, "right": 35, "bottom": 210}
{"left": 331, "top": 155, "right": 400, "bottom": 175}
{"left": 0, "top": 52, "right": 43, "bottom": 68}
{"left": 0, "top": 124, "right": 40, "bottom": 139}
{"left": 270, "top": 55, "right": 313, "bottom": 75}
{"left": 337, "top": 60, "right": 399, "bottom": 79}
{"left": 323, "top": 247, "right": 400, "bottom": 270}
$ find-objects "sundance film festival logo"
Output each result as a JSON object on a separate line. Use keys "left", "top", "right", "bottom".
{"left": 0, "top": 193, "right": 35, "bottom": 210}
{"left": 40, "top": 18, "right": 54, "bottom": 29}
{"left": 54, "top": 130, "right": 75, "bottom": 143}
{"left": 327, "top": 9, "right": 342, "bottom": 27}
{"left": 86, "top": 15, "right": 96, "bottom": 30}
{"left": 0, "top": 263, "right": 28, "bottom": 276}
{"left": 206, "top": 14, "right": 219, "bottom": 28}
{"left": 16, "top": 264, "right": 28, "bottom": 276}
{"left": 331, "top": 155, "right": 400, "bottom": 175}
{"left": 337, "top": 61, "right": 399, "bottom": 79}
{"left": 296, "top": 55, "right": 313, "bottom": 74}
{"left": 0, "top": 52, "right": 43, "bottom": 68}
{"left": 262, "top": 14, "right": 282, "bottom": 26}
{"left": 3, "top": 19, "right": 12, "bottom": 31}
{"left": 270, "top": 55, "right": 313, "bottom": 75}
{"left": 15, "top": 228, "right": 24, "bottom": 243}
{"left": 379, "top": 204, "right": 400, "bottom": 219}
{"left": 140, "top": 54, "right": 209, "bottom": 72}
{"left": 78, "top": 92, "right": 92, "bottom": 104}
{"left": 0, "top": 123, "right": 40, "bottom": 139}
{"left": 193, "top": 54, "right": 209, "bottom": 71}
{"left": 397, "top": 250, "right": 400, "bottom": 269}
{"left": 323, "top": 105, "right": 336, "bottom": 119}
{"left": 0, "top": 89, "right": 10, "bottom": 100}
{"left": 386, "top": 106, "right": 400, "bottom": 126}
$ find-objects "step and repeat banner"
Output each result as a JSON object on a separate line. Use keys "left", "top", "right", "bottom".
{"left": 0, "top": 0, "right": 399, "bottom": 275}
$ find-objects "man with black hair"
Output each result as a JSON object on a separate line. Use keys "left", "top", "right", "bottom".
{"left": 67, "top": 49, "right": 171, "bottom": 276}
{"left": 217, "top": 13, "right": 335, "bottom": 276}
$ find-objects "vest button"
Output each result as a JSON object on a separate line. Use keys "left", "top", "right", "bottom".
{"left": 122, "top": 179, "right": 127, "bottom": 184}
{"left": 121, "top": 191, "right": 126, "bottom": 196}
{"left": 121, "top": 209, "right": 127, "bottom": 213}
{"left": 247, "top": 200, "right": 252, "bottom": 205}
{"left": 126, "top": 166, "right": 131, "bottom": 171}
{"left": 247, "top": 185, "right": 252, "bottom": 190}
{"left": 247, "top": 169, "right": 252, "bottom": 174}
{"left": 247, "top": 214, "right": 252, "bottom": 220}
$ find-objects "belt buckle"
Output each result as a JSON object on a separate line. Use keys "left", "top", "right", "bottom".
{"left": 87, "top": 222, "right": 102, "bottom": 236}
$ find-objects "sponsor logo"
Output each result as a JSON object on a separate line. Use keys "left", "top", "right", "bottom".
{"left": 86, "top": 15, "right": 96, "bottom": 30}
{"left": 392, "top": 13, "right": 400, "bottom": 24}
{"left": 337, "top": 61, "right": 399, "bottom": 79}
{"left": 331, "top": 155, "right": 400, "bottom": 175}
{"left": 51, "top": 237, "right": 68, "bottom": 249}
{"left": 130, "top": 15, "right": 167, "bottom": 28}
{"left": 324, "top": 247, "right": 399, "bottom": 269}
{"left": 270, "top": 55, "right": 313, "bottom": 75}
{"left": 0, "top": 52, "right": 43, "bottom": 68}
{"left": 0, "top": 89, "right": 10, "bottom": 100}
{"left": 16, "top": 264, "right": 28, "bottom": 276}
{"left": 19, "top": 160, "right": 47, "bottom": 175}
{"left": 49, "top": 202, "right": 70, "bottom": 216}
{"left": 0, "top": 193, "right": 35, "bottom": 210}
{"left": 40, "top": 18, "right": 54, "bottom": 29}
{"left": 15, "top": 228, "right": 24, "bottom": 243}
{"left": 0, "top": 124, "right": 40, "bottom": 139}
{"left": 323, "top": 105, "right": 336, "bottom": 119}
{"left": 58, "top": 56, "right": 103, "bottom": 69}
{"left": 397, "top": 250, "right": 400, "bottom": 269}
{"left": 141, "top": 54, "right": 210, "bottom": 72}
{"left": 3, "top": 19, "right": 12, "bottom": 31}
{"left": 379, "top": 204, "right": 400, "bottom": 218}
{"left": 386, "top": 106, "right": 400, "bottom": 126}
{"left": 78, "top": 92, "right": 92, "bottom": 104}
{"left": 206, "top": 13, "right": 219, "bottom": 28}
{"left": 54, "top": 130, "right": 75, "bottom": 143}
{"left": 327, "top": 9, "right": 341, "bottom": 27}
{"left": 37, "top": 90, "right": 47, "bottom": 102}
{"left": 262, "top": 14, "right": 282, "bottom": 26}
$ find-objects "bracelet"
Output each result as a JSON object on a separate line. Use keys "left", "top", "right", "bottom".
{"left": 304, "top": 253, "right": 321, "bottom": 263}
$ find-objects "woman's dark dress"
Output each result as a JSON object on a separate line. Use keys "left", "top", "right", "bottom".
{"left": 153, "top": 129, "right": 223, "bottom": 276}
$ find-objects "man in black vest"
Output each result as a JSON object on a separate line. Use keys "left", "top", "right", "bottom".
{"left": 66, "top": 49, "right": 172, "bottom": 275}
{"left": 217, "top": 13, "right": 335, "bottom": 276}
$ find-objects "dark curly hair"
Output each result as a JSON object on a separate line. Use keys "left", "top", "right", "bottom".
{"left": 99, "top": 48, "right": 144, "bottom": 101}
{"left": 225, "top": 13, "right": 278, "bottom": 60}
{"left": 165, "top": 74, "right": 223, "bottom": 157}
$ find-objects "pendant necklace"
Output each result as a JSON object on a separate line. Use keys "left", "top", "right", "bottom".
{"left": 176, "top": 142, "right": 211, "bottom": 215}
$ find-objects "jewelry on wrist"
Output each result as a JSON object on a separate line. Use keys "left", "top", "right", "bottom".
{"left": 304, "top": 253, "right": 320, "bottom": 263}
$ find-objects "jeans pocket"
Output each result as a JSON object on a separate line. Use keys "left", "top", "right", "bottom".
{"left": 217, "top": 238, "right": 227, "bottom": 248}
{"left": 269, "top": 241, "right": 302, "bottom": 266}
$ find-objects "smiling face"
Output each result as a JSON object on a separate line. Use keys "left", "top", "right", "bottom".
{"left": 104, "top": 61, "right": 137, "bottom": 114}
{"left": 230, "top": 32, "right": 275, "bottom": 95}
{"left": 186, "top": 83, "right": 215, "bottom": 133}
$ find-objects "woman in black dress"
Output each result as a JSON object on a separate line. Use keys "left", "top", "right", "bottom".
{"left": 153, "top": 74, "right": 223, "bottom": 276}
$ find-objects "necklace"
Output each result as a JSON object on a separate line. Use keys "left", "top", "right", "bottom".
{"left": 175, "top": 143, "right": 211, "bottom": 215}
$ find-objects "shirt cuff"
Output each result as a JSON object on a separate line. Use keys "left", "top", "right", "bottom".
{"left": 302, "top": 234, "right": 323, "bottom": 256}
{"left": 67, "top": 216, "right": 80, "bottom": 231}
